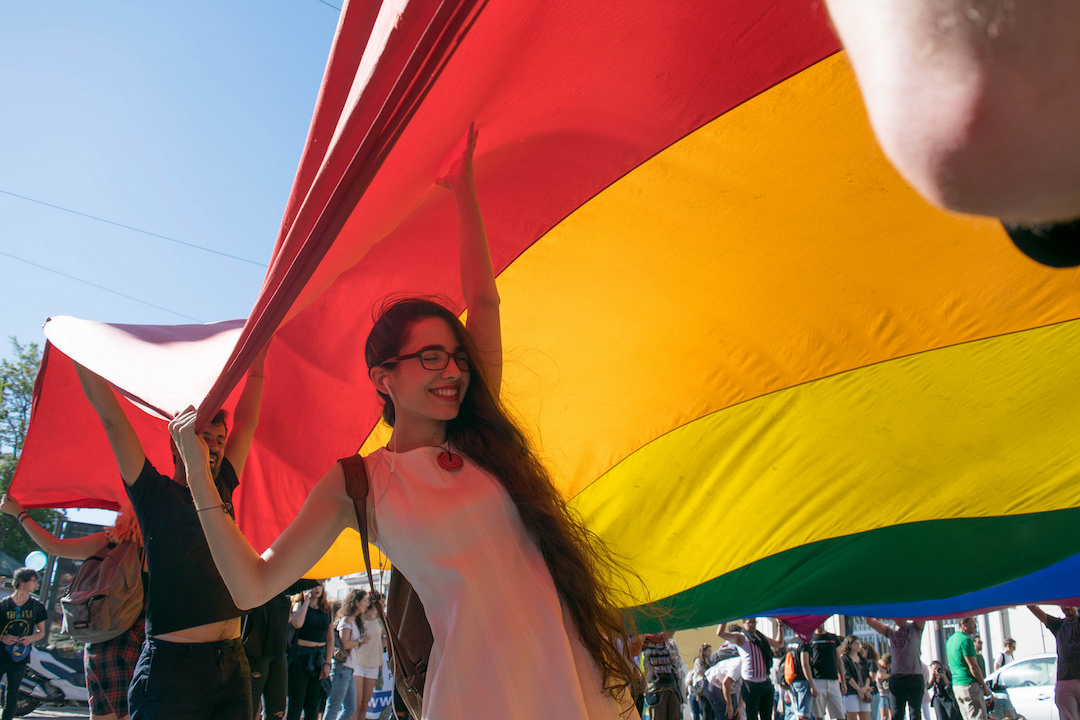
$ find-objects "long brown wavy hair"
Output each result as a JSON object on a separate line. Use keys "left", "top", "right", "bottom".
{"left": 699, "top": 643, "right": 714, "bottom": 669}
{"left": 366, "top": 297, "right": 643, "bottom": 704}
{"left": 840, "top": 634, "right": 861, "bottom": 657}
{"left": 338, "top": 588, "right": 368, "bottom": 621}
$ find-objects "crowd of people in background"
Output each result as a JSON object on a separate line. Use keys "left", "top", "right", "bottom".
{"left": 4, "top": 560, "right": 1080, "bottom": 720}
{"left": 0, "top": 555, "right": 390, "bottom": 720}
{"left": 3, "top": 0, "right": 1079, "bottom": 717}
{"left": 638, "top": 606, "right": 1080, "bottom": 720}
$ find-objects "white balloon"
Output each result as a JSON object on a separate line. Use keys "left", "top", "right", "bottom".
{"left": 24, "top": 550, "right": 47, "bottom": 571}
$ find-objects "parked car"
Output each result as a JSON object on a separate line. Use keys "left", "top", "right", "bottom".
{"left": 987, "top": 653, "right": 1058, "bottom": 720}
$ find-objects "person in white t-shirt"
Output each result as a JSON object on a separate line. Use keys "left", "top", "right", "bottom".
{"left": 353, "top": 593, "right": 387, "bottom": 718}
{"left": 995, "top": 640, "right": 1016, "bottom": 671}
{"left": 706, "top": 652, "right": 744, "bottom": 720}
{"left": 324, "top": 589, "right": 370, "bottom": 720}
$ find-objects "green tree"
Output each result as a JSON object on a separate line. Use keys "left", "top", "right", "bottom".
{"left": 0, "top": 338, "right": 61, "bottom": 563}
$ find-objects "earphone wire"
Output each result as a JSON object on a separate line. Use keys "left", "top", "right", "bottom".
{"left": 375, "top": 430, "right": 399, "bottom": 594}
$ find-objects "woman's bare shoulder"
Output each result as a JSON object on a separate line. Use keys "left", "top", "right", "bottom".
{"left": 308, "top": 461, "right": 356, "bottom": 526}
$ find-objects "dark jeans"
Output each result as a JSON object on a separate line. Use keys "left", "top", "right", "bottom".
{"left": 891, "top": 674, "right": 924, "bottom": 720}
{"left": 0, "top": 659, "right": 27, "bottom": 720}
{"left": 933, "top": 695, "right": 960, "bottom": 720}
{"left": 691, "top": 694, "right": 717, "bottom": 720}
{"left": 744, "top": 680, "right": 775, "bottom": 720}
{"left": 705, "top": 682, "right": 733, "bottom": 720}
{"left": 285, "top": 647, "right": 326, "bottom": 720}
{"left": 248, "top": 652, "right": 287, "bottom": 720}
{"left": 129, "top": 637, "right": 251, "bottom": 720}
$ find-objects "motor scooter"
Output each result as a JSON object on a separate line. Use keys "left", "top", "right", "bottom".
{"left": 0, "top": 644, "right": 88, "bottom": 716}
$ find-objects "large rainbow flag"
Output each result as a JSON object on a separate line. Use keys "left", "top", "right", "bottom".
{"left": 13, "top": 0, "right": 1080, "bottom": 629}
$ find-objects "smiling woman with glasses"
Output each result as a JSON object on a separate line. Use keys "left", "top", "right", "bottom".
{"left": 380, "top": 347, "right": 470, "bottom": 372}
{"left": 173, "top": 125, "right": 643, "bottom": 720}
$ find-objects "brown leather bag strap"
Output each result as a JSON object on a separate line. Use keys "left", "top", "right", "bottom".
{"left": 338, "top": 454, "right": 410, "bottom": 684}
{"left": 338, "top": 455, "right": 379, "bottom": 599}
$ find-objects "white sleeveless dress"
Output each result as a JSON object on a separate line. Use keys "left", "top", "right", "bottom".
{"left": 364, "top": 446, "right": 624, "bottom": 720}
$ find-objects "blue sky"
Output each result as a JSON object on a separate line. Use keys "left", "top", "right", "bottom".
{"left": 0, "top": 1, "right": 341, "bottom": 361}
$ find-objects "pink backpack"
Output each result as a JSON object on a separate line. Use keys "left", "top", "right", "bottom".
{"left": 60, "top": 541, "right": 143, "bottom": 643}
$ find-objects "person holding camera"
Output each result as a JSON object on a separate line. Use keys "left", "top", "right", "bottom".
{"left": 930, "top": 661, "right": 960, "bottom": 720}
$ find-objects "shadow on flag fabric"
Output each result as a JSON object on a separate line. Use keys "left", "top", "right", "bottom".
{"left": 12, "top": 0, "right": 1080, "bottom": 629}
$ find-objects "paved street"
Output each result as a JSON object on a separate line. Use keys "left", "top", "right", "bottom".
{"left": 23, "top": 704, "right": 88, "bottom": 719}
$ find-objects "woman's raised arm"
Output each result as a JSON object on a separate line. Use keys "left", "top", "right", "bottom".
{"left": 0, "top": 494, "right": 106, "bottom": 560}
{"left": 438, "top": 124, "right": 502, "bottom": 394}
{"left": 170, "top": 406, "right": 356, "bottom": 610}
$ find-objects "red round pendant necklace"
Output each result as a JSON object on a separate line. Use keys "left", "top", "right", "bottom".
{"left": 438, "top": 448, "right": 463, "bottom": 471}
